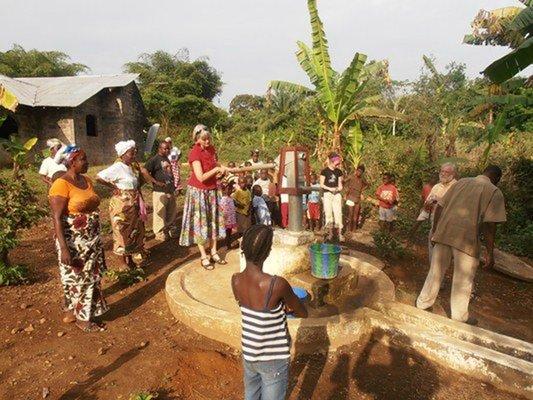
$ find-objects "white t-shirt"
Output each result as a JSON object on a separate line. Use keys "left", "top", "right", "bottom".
{"left": 253, "top": 178, "right": 271, "bottom": 197}
{"left": 39, "top": 157, "right": 66, "bottom": 179}
{"left": 97, "top": 161, "right": 139, "bottom": 190}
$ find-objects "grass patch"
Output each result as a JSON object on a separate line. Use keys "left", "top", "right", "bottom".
{"left": 372, "top": 231, "right": 406, "bottom": 260}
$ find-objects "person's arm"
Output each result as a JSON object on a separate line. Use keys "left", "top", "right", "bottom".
{"left": 96, "top": 177, "right": 120, "bottom": 194}
{"left": 143, "top": 160, "right": 166, "bottom": 187}
{"left": 192, "top": 160, "right": 224, "bottom": 183}
{"left": 337, "top": 175, "right": 343, "bottom": 192}
{"left": 481, "top": 222, "right": 497, "bottom": 269}
{"left": 41, "top": 175, "right": 52, "bottom": 186}
{"left": 278, "top": 278, "right": 308, "bottom": 318}
{"left": 319, "top": 174, "right": 332, "bottom": 192}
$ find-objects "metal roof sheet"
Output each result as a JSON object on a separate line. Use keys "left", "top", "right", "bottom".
{"left": 0, "top": 73, "right": 138, "bottom": 108}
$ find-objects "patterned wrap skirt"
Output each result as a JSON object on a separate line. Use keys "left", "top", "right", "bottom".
{"left": 56, "top": 212, "right": 108, "bottom": 321}
{"left": 109, "top": 190, "right": 145, "bottom": 258}
{"left": 179, "top": 186, "right": 226, "bottom": 246}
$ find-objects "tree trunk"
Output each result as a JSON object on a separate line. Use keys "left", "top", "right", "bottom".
{"left": 425, "top": 128, "right": 438, "bottom": 163}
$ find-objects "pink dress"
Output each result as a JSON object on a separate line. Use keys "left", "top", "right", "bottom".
{"left": 220, "top": 195, "right": 237, "bottom": 230}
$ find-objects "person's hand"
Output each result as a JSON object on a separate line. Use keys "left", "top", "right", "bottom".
{"left": 112, "top": 185, "right": 121, "bottom": 196}
{"left": 60, "top": 245, "right": 72, "bottom": 267}
{"left": 482, "top": 251, "right": 495, "bottom": 269}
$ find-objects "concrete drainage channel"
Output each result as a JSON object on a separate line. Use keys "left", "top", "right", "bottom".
{"left": 165, "top": 250, "right": 533, "bottom": 398}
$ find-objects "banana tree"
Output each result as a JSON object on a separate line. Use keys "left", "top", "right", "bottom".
{"left": 464, "top": 1, "right": 533, "bottom": 83}
{"left": 469, "top": 110, "right": 508, "bottom": 167}
{"left": 270, "top": 0, "right": 398, "bottom": 160}
{"left": 0, "top": 135, "right": 38, "bottom": 177}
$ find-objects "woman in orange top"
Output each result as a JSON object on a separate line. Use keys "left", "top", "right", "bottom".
{"left": 49, "top": 145, "right": 108, "bottom": 332}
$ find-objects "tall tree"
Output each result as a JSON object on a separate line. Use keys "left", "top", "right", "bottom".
{"left": 269, "top": 0, "right": 397, "bottom": 160}
{"left": 0, "top": 44, "right": 88, "bottom": 77}
{"left": 124, "top": 50, "right": 225, "bottom": 127}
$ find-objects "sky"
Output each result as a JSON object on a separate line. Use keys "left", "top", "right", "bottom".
{"left": 1, "top": 0, "right": 527, "bottom": 108}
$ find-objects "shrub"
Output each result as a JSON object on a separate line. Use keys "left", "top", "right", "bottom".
{"left": 372, "top": 231, "right": 406, "bottom": 260}
{"left": 129, "top": 391, "right": 158, "bottom": 400}
{"left": 0, "top": 176, "right": 45, "bottom": 270}
{"left": 105, "top": 267, "right": 146, "bottom": 286}
{"left": 0, "top": 261, "right": 29, "bottom": 286}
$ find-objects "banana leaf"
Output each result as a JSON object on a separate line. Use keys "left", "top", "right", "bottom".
{"left": 483, "top": 36, "right": 533, "bottom": 83}
{"left": 0, "top": 85, "right": 18, "bottom": 112}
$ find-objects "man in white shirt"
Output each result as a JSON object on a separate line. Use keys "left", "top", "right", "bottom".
{"left": 424, "top": 162, "right": 457, "bottom": 260}
{"left": 39, "top": 138, "right": 66, "bottom": 186}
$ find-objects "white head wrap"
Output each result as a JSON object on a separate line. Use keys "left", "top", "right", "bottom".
{"left": 115, "top": 140, "right": 136, "bottom": 157}
{"left": 46, "top": 138, "right": 63, "bottom": 149}
{"left": 164, "top": 137, "right": 172, "bottom": 143}
{"left": 192, "top": 124, "right": 209, "bottom": 141}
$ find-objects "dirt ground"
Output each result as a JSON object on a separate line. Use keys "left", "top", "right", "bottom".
{"left": 0, "top": 217, "right": 531, "bottom": 400}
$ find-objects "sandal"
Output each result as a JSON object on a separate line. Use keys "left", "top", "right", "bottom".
{"left": 75, "top": 321, "right": 105, "bottom": 333}
{"left": 201, "top": 257, "right": 215, "bottom": 270}
{"left": 210, "top": 253, "right": 227, "bottom": 265}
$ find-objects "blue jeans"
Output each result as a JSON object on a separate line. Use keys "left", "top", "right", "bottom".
{"left": 243, "top": 358, "right": 290, "bottom": 400}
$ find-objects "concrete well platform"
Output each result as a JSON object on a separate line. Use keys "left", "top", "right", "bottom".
{"left": 165, "top": 249, "right": 394, "bottom": 353}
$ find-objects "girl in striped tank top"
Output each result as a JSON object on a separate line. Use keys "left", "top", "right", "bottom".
{"left": 232, "top": 225, "right": 308, "bottom": 400}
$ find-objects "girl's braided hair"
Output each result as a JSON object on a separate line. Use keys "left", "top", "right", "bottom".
{"left": 241, "top": 225, "right": 274, "bottom": 266}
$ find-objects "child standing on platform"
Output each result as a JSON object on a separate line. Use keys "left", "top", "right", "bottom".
{"left": 252, "top": 185, "right": 272, "bottom": 226}
{"left": 233, "top": 176, "right": 252, "bottom": 234}
{"left": 220, "top": 183, "right": 238, "bottom": 249}
{"left": 307, "top": 172, "right": 322, "bottom": 232}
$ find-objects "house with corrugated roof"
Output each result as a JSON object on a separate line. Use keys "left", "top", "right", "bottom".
{"left": 0, "top": 74, "right": 147, "bottom": 164}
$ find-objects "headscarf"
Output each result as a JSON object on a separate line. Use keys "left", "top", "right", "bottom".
{"left": 46, "top": 138, "right": 63, "bottom": 149}
{"left": 115, "top": 140, "right": 136, "bottom": 157}
{"left": 54, "top": 144, "right": 82, "bottom": 166}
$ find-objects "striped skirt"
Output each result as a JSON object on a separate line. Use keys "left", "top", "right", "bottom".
{"left": 179, "top": 185, "right": 226, "bottom": 246}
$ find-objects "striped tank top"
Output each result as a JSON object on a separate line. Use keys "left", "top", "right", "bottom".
{"left": 239, "top": 276, "right": 290, "bottom": 362}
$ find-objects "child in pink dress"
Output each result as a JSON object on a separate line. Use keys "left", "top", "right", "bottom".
{"left": 220, "top": 183, "right": 238, "bottom": 249}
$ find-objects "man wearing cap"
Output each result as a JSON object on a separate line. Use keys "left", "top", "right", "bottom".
{"left": 416, "top": 165, "right": 507, "bottom": 324}
{"left": 39, "top": 138, "right": 67, "bottom": 186}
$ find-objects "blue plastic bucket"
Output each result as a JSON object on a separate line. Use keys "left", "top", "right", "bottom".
{"left": 292, "top": 287, "right": 308, "bottom": 302}
{"left": 309, "top": 243, "right": 342, "bottom": 279}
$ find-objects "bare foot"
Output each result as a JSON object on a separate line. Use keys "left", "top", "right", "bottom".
{"left": 62, "top": 311, "right": 76, "bottom": 324}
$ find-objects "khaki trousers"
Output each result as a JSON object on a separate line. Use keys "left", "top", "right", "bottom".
{"left": 416, "top": 243, "right": 479, "bottom": 322}
{"left": 152, "top": 192, "right": 178, "bottom": 236}
{"left": 323, "top": 192, "right": 343, "bottom": 229}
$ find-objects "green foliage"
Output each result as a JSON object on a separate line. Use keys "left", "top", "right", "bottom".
{"left": 129, "top": 391, "right": 158, "bottom": 400}
{"left": 0, "top": 135, "right": 38, "bottom": 176}
{"left": 0, "top": 176, "right": 45, "bottom": 272}
{"left": 372, "top": 231, "right": 406, "bottom": 260}
{"left": 124, "top": 50, "right": 224, "bottom": 127}
{"left": 270, "top": 0, "right": 395, "bottom": 157}
{"left": 0, "top": 44, "right": 88, "bottom": 77}
{"left": 105, "top": 267, "right": 146, "bottom": 286}
{"left": 0, "top": 261, "right": 29, "bottom": 286}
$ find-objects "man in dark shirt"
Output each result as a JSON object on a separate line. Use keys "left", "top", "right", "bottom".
{"left": 145, "top": 142, "right": 178, "bottom": 240}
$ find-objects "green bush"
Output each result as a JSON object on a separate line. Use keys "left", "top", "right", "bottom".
{"left": 105, "top": 267, "right": 146, "bottom": 286}
{"left": 372, "top": 231, "right": 406, "bottom": 260}
{"left": 0, "top": 261, "right": 29, "bottom": 286}
{"left": 129, "top": 391, "right": 158, "bottom": 400}
{"left": 0, "top": 176, "right": 45, "bottom": 270}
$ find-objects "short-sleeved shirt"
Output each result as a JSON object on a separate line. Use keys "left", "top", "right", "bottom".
{"left": 308, "top": 184, "right": 321, "bottom": 203}
{"left": 432, "top": 175, "right": 506, "bottom": 257}
{"left": 39, "top": 157, "right": 66, "bottom": 179}
{"left": 145, "top": 154, "right": 175, "bottom": 194}
{"left": 187, "top": 143, "right": 218, "bottom": 190}
{"left": 232, "top": 188, "right": 251, "bottom": 216}
{"left": 345, "top": 175, "right": 368, "bottom": 202}
{"left": 426, "top": 179, "right": 456, "bottom": 219}
{"left": 376, "top": 184, "right": 399, "bottom": 209}
{"left": 49, "top": 177, "right": 100, "bottom": 215}
{"left": 97, "top": 161, "right": 139, "bottom": 190}
{"left": 321, "top": 168, "right": 343, "bottom": 189}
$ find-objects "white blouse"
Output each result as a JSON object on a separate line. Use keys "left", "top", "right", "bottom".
{"left": 97, "top": 161, "right": 139, "bottom": 190}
